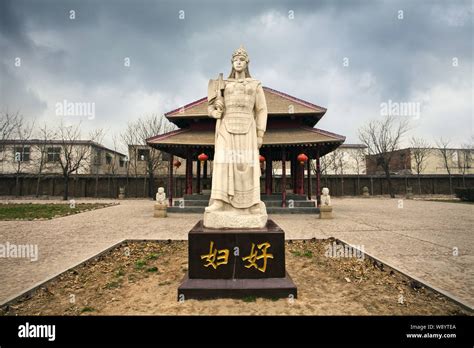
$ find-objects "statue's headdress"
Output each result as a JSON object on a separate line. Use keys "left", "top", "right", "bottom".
{"left": 231, "top": 45, "right": 249, "bottom": 63}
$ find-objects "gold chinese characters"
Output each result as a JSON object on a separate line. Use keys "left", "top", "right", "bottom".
{"left": 200, "top": 241, "right": 274, "bottom": 272}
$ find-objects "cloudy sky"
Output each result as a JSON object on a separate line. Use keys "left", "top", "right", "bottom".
{"left": 1, "top": 0, "right": 472, "bottom": 152}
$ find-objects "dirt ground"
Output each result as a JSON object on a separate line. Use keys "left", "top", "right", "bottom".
{"left": 0, "top": 240, "right": 470, "bottom": 316}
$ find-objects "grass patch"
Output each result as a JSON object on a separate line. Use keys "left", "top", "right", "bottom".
{"left": 147, "top": 253, "right": 159, "bottom": 260}
{"left": 158, "top": 281, "right": 171, "bottom": 286}
{"left": 80, "top": 306, "right": 95, "bottom": 313}
{"left": 0, "top": 203, "right": 112, "bottom": 220}
{"left": 146, "top": 267, "right": 158, "bottom": 273}
{"left": 135, "top": 259, "right": 147, "bottom": 269}
{"left": 291, "top": 250, "right": 313, "bottom": 258}
{"left": 114, "top": 267, "right": 125, "bottom": 277}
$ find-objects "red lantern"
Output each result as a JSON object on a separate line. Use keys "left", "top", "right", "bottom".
{"left": 259, "top": 155, "right": 265, "bottom": 163}
{"left": 173, "top": 160, "right": 181, "bottom": 168}
{"left": 297, "top": 153, "right": 308, "bottom": 165}
{"left": 197, "top": 153, "right": 208, "bottom": 164}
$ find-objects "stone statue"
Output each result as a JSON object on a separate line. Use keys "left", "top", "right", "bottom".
{"left": 154, "top": 187, "right": 168, "bottom": 218}
{"left": 204, "top": 45, "right": 268, "bottom": 228}
{"left": 155, "top": 187, "right": 167, "bottom": 206}
{"left": 118, "top": 186, "right": 126, "bottom": 200}
{"left": 362, "top": 186, "right": 370, "bottom": 197}
{"left": 321, "top": 187, "right": 331, "bottom": 206}
{"left": 319, "top": 187, "right": 333, "bottom": 219}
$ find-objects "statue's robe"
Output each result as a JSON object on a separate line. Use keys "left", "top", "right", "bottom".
{"left": 208, "top": 78, "right": 268, "bottom": 209}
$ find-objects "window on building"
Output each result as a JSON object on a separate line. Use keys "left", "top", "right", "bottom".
{"left": 94, "top": 149, "right": 103, "bottom": 165}
{"left": 13, "top": 146, "right": 30, "bottom": 162}
{"left": 138, "top": 149, "right": 149, "bottom": 161}
{"left": 106, "top": 153, "right": 113, "bottom": 165}
{"left": 47, "top": 147, "right": 61, "bottom": 162}
{"left": 451, "top": 151, "right": 458, "bottom": 165}
{"left": 119, "top": 158, "right": 125, "bottom": 167}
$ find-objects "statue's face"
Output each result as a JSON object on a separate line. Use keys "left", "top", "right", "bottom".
{"left": 158, "top": 187, "right": 164, "bottom": 193}
{"left": 232, "top": 55, "right": 247, "bottom": 73}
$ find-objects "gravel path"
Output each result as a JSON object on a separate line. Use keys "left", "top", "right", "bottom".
{"left": 0, "top": 197, "right": 472, "bottom": 308}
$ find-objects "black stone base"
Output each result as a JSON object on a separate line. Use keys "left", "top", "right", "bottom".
{"left": 178, "top": 271, "right": 297, "bottom": 300}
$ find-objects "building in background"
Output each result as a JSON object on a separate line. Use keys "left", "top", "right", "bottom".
{"left": 366, "top": 147, "right": 474, "bottom": 175}
{"left": 318, "top": 144, "right": 367, "bottom": 175}
{"left": 0, "top": 140, "right": 128, "bottom": 175}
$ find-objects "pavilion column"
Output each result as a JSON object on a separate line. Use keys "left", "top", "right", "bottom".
{"left": 265, "top": 152, "right": 272, "bottom": 195}
{"left": 203, "top": 160, "right": 208, "bottom": 179}
{"left": 307, "top": 156, "right": 312, "bottom": 200}
{"left": 316, "top": 148, "right": 321, "bottom": 207}
{"left": 281, "top": 148, "right": 286, "bottom": 207}
{"left": 196, "top": 159, "right": 201, "bottom": 194}
{"left": 297, "top": 159, "right": 304, "bottom": 195}
{"left": 185, "top": 153, "right": 193, "bottom": 195}
{"left": 291, "top": 153, "right": 296, "bottom": 193}
{"left": 168, "top": 154, "right": 174, "bottom": 206}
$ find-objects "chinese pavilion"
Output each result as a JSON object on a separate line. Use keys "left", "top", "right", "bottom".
{"left": 147, "top": 87, "right": 345, "bottom": 212}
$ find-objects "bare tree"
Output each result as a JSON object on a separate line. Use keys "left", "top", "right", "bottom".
{"left": 311, "top": 154, "right": 331, "bottom": 188}
{"left": 435, "top": 137, "right": 454, "bottom": 194}
{"left": 410, "top": 137, "right": 431, "bottom": 195}
{"left": 459, "top": 136, "right": 473, "bottom": 187}
{"left": 106, "top": 133, "right": 121, "bottom": 197}
{"left": 56, "top": 122, "right": 97, "bottom": 200}
{"left": 1, "top": 112, "right": 21, "bottom": 174}
{"left": 121, "top": 122, "right": 141, "bottom": 197}
{"left": 0, "top": 111, "right": 21, "bottom": 142}
{"left": 329, "top": 149, "right": 345, "bottom": 195}
{"left": 349, "top": 147, "right": 366, "bottom": 194}
{"left": 89, "top": 128, "right": 105, "bottom": 197}
{"left": 13, "top": 116, "right": 35, "bottom": 196}
{"left": 33, "top": 123, "right": 55, "bottom": 197}
{"left": 131, "top": 114, "right": 175, "bottom": 198}
{"left": 359, "top": 115, "right": 410, "bottom": 198}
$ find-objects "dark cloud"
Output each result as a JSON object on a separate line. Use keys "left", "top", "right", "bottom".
{"left": 0, "top": 0, "right": 472, "bottom": 150}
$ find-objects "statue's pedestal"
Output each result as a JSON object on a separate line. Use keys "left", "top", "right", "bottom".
{"left": 154, "top": 204, "right": 167, "bottom": 218}
{"left": 203, "top": 211, "right": 267, "bottom": 229}
{"left": 319, "top": 205, "right": 333, "bottom": 219}
{"left": 178, "top": 220, "right": 297, "bottom": 300}
{"left": 203, "top": 202, "right": 267, "bottom": 229}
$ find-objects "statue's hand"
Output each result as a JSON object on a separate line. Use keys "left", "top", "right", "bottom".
{"left": 211, "top": 109, "right": 222, "bottom": 119}
{"left": 214, "top": 99, "right": 224, "bottom": 111}
{"left": 257, "top": 137, "right": 263, "bottom": 149}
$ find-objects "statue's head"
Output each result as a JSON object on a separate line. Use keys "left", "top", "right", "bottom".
{"left": 229, "top": 45, "right": 251, "bottom": 78}
{"left": 322, "top": 187, "right": 329, "bottom": 196}
{"left": 158, "top": 187, "right": 165, "bottom": 194}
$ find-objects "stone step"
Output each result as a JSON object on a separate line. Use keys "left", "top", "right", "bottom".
{"left": 168, "top": 206, "right": 205, "bottom": 213}
{"left": 261, "top": 194, "right": 308, "bottom": 201}
{"left": 173, "top": 200, "right": 209, "bottom": 207}
{"left": 173, "top": 199, "right": 315, "bottom": 207}
{"left": 168, "top": 206, "right": 320, "bottom": 214}
{"left": 263, "top": 201, "right": 315, "bottom": 207}
{"left": 182, "top": 193, "right": 309, "bottom": 201}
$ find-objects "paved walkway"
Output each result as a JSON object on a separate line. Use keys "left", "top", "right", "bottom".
{"left": 0, "top": 198, "right": 472, "bottom": 308}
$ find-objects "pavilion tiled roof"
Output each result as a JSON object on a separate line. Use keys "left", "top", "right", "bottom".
{"left": 164, "top": 87, "right": 327, "bottom": 120}
{"left": 147, "top": 126, "right": 345, "bottom": 147}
